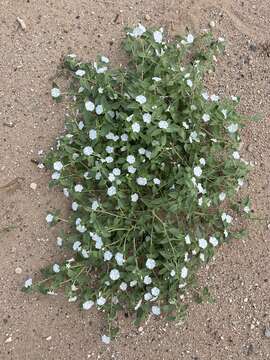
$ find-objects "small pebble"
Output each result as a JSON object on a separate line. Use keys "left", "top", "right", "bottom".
{"left": 16, "top": 17, "right": 26, "bottom": 30}
{"left": 5, "top": 337, "right": 12, "bottom": 344}
{"left": 144, "top": 14, "right": 151, "bottom": 21}
{"left": 264, "top": 327, "right": 270, "bottom": 338}
{"left": 209, "top": 20, "right": 215, "bottom": 28}
{"left": 46, "top": 336, "right": 52, "bottom": 341}
{"left": 30, "top": 182, "right": 37, "bottom": 190}
{"left": 15, "top": 267, "right": 22, "bottom": 274}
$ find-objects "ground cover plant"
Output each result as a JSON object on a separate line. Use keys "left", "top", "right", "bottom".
{"left": 24, "top": 24, "right": 251, "bottom": 343}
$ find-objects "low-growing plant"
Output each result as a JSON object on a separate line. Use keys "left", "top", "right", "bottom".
{"left": 24, "top": 24, "right": 251, "bottom": 343}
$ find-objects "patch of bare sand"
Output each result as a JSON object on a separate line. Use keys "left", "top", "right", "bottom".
{"left": 0, "top": 0, "right": 269, "bottom": 359}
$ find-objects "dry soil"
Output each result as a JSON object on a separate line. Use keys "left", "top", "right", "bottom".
{"left": 0, "top": 0, "right": 270, "bottom": 359}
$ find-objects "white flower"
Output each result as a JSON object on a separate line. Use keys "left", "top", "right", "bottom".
{"left": 24, "top": 278, "right": 32, "bottom": 288}
{"left": 81, "top": 249, "right": 89, "bottom": 258}
{"left": 231, "top": 95, "right": 238, "bottom": 101}
{"left": 68, "top": 296, "right": 77, "bottom": 302}
{"left": 56, "top": 237, "right": 63, "bottom": 247}
{"left": 198, "top": 238, "right": 208, "bottom": 249}
{"left": 121, "top": 133, "right": 128, "bottom": 141}
{"left": 227, "top": 123, "right": 238, "bottom": 133}
{"left": 105, "top": 146, "right": 114, "bottom": 154}
{"left": 202, "top": 91, "right": 209, "bottom": 100}
{"left": 63, "top": 188, "right": 69, "bottom": 197}
{"left": 91, "top": 200, "right": 99, "bottom": 211}
{"left": 129, "top": 23, "right": 146, "bottom": 38}
{"left": 136, "top": 177, "right": 147, "bottom": 186}
{"left": 85, "top": 100, "right": 95, "bottom": 111}
{"left": 152, "top": 306, "right": 161, "bottom": 316}
{"left": 193, "top": 166, "right": 202, "bottom": 177}
{"left": 127, "top": 155, "right": 136, "bottom": 164}
{"left": 107, "top": 186, "right": 116, "bottom": 197}
{"left": 151, "top": 287, "right": 160, "bottom": 297}
{"left": 51, "top": 87, "right": 61, "bottom": 98}
{"left": 153, "top": 178, "right": 160, "bottom": 185}
{"left": 83, "top": 146, "right": 93, "bottom": 156}
{"left": 158, "top": 120, "right": 168, "bottom": 129}
{"left": 101, "top": 335, "right": 111, "bottom": 344}
{"left": 95, "top": 172, "right": 102, "bottom": 180}
{"left": 83, "top": 300, "right": 94, "bottom": 310}
{"left": 210, "top": 94, "right": 219, "bottom": 102}
{"left": 75, "top": 69, "right": 85, "bottom": 77}
{"left": 170, "top": 270, "right": 176, "bottom": 277}
{"left": 144, "top": 292, "right": 152, "bottom": 301}
{"left": 108, "top": 173, "right": 116, "bottom": 182}
{"left": 101, "top": 56, "right": 109, "bottom": 63}
{"left": 219, "top": 192, "right": 226, "bottom": 201}
{"left": 221, "top": 212, "right": 232, "bottom": 223}
{"left": 109, "top": 269, "right": 120, "bottom": 281}
{"left": 143, "top": 275, "right": 152, "bottom": 285}
{"left": 153, "top": 30, "right": 163, "bottom": 43}
{"left": 152, "top": 77, "right": 161, "bottom": 82}
{"left": 46, "top": 213, "right": 54, "bottom": 223}
{"left": 53, "top": 161, "right": 63, "bottom": 171}
{"left": 132, "top": 122, "right": 141, "bottom": 133}
{"left": 186, "top": 33, "right": 194, "bottom": 44}
{"left": 209, "top": 236, "right": 218, "bottom": 247}
{"left": 182, "top": 121, "right": 189, "bottom": 129}
{"left": 146, "top": 258, "right": 156, "bottom": 270}
{"left": 131, "top": 193, "right": 139, "bottom": 202}
{"left": 185, "top": 234, "right": 191, "bottom": 244}
{"left": 96, "top": 66, "right": 107, "bottom": 74}
{"left": 96, "top": 296, "right": 106, "bottom": 306}
{"left": 143, "top": 113, "right": 151, "bottom": 124}
{"left": 105, "top": 156, "right": 114, "bottom": 164}
{"left": 52, "top": 172, "right": 60, "bottom": 180}
{"left": 232, "top": 151, "right": 240, "bottom": 160}
{"left": 76, "top": 224, "right": 87, "bottom": 233}
{"left": 244, "top": 206, "right": 250, "bottom": 213}
{"left": 89, "top": 129, "right": 97, "bottom": 140}
{"left": 104, "top": 251, "right": 113, "bottom": 261}
{"left": 198, "top": 197, "right": 203, "bottom": 206}
{"left": 53, "top": 264, "right": 60, "bottom": 273}
{"left": 181, "top": 266, "right": 188, "bottom": 279}
{"left": 138, "top": 148, "right": 146, "bottom": 155}
{"left": 109, "top": 169, "right": 120, "bottom": 178}
{"left": 128, "top": 166, "right": 136, "bottom": 174}
{"left": 202, "top": 114, "right": 210, "bottom": 122}
{"left": 96, "top": 104, "right": 103, "bottom": 115}
{"left": 73, "top": 241, "right": 81, "bottom": 251}
{"left": 135, "top": 95, "right": 147, "bottom": 104}
{"left": 186, "top": 79, "right": 193, "bottom": 87}
{"left": 119, "top": 282, "right": 127, "bottom": 291}
{"left": 200, "top": 253, "right": 205, "bottom": 262}
{"left": 115, "top": 252, "right": 124, "bottom": 266}
{"left": 199, "top": 158, "right": 206, "bottom": 166}
{"left": 238, "top": 178, "right": 244, "bottom": 187}
{"left": 74, "top": 184, "right": 83, "bottom": 192}
{"left": 130, "top": 280, "right": 137, "bottom": 287}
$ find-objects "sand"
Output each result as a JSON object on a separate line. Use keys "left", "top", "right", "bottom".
{"left": 0, "top": 0, "right": 270, "bottom": 359}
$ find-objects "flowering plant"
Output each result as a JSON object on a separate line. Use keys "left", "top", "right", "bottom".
{"left": 25, "top": 25, "right": 251, "bottom": 343}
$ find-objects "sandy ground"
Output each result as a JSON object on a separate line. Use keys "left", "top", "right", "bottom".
{"left": 0, "top": 0, "right": 270, "bottom": 359}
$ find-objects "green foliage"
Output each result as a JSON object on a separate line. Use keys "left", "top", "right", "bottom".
{"left": 25, "top": 25, "right": 251, "bottom": 343}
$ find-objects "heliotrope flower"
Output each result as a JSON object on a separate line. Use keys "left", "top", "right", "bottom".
{"left": 51, "top": 87, "right": 61, "bottom": 98}
{"left": 146, "top": 258, "right": 156, "bottom": 270}
{"left": 135, "top": 95, "right": 147, "bottom": 104}
{"left": 109, "top": 269, "right": 120, "bottom": 281}
{"left": 151, "top": 305, "right": 161, "bottom": 316}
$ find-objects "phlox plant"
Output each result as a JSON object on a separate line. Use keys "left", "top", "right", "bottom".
{"left": 24, "top": 24, "right": 251, "bottom": 343}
